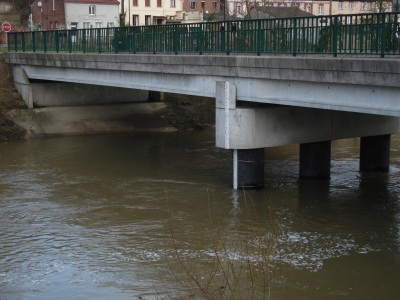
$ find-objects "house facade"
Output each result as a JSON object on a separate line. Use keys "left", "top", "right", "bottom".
{"left": 64, "top": 0, "right": 120, "bottom": 30}
{"left": 30, "top": 0, "right": 119, "bottom": 31}
{"left": 228, "top": 0, "right": 393, "bottom": 19}
{"left": 121, "top": 0, "right": 183, "bottom": 26}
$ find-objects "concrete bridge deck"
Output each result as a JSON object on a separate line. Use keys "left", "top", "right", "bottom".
{"left": 4, "top": 52, "right": 400, "bottom": 116}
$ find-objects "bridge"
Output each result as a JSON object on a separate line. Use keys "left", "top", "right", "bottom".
{"left": 3, "top": 12, "right": 400, "bottom": 189}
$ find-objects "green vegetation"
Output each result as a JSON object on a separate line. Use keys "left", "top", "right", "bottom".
{"left": 163, "top": 93, "right": 215, "bottom": 130}
{"left": 164, "top": 193, "right": 278, "bottom": 299}
{"left": 0, "top": 55, "right": 26, "bottom": 140}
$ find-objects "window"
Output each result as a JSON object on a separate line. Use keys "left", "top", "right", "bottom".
{"left": 132, "top": 0, "right": 138, "bottom": 6}
{"left": 145, "top": 15, "right": 151, "bottom": 25}
{"left": 89, "top": 5, "right": 96, "bottom": 15}
{"left": 305, "top": 4, "right": 310, "bottom": 12}
{"left": 318, "top": 4, "right": 324, "bottom": 15}
{"left": 157, "top": 0, "right": 161, "bottom": 6}
{"left": 212, "top": 1, "right": 217, "bottom": 10}
{"left": 83, "top": 22, "right": 90, "bottom": 36}
{"left": 236, "top": 5, "right": 241, "bottom": 14}
{"left": 349, "top": 2, "right": 353, "bottom": 10}
{"left": 107, "top": 22, "right": 114, "bottom": 27}
{"left": 190, "top": 0, "right": 196, "bottom": 10}
{"left": 145, "top": 0, "right": 150, "bottom": 7}
{"left": 96, "top": 22, "right": 102, "bottom": 28}
{"left": 338, "top": 2, "right": 343, "bottom": 10}
{"left": 132, "top": 15, "right": 139, "bottom": 25}
{"left": 170, "top": 0, "right": 175, "bottom": 8}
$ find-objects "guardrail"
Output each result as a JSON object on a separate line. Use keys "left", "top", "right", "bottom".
{"left": 7, "top": 12, "right": 400, "bottom": 57}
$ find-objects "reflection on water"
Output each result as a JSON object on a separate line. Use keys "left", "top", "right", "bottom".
{"left": 0, "top": 131, "right": 399, "bottom": 299}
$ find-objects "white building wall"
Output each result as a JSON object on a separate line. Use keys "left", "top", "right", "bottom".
{"left": 122, "top": 0, "right": 183, "bottom": 26}
{"left": 65, "top": 3, "right": 120, "bottom": 29}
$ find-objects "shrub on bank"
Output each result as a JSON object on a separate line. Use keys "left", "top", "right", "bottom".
{"left": 0, "top": 55, "right": 26, "bottom": 140}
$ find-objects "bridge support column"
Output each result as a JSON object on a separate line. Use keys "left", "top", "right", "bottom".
{"left": 300, "top": 141, "right": 331, "bottom": 179}
{"left": 233, "top": 149, "right": 264, "bottom": 189}
{"left": 149, "top": 91, "right": 164, "bottom": 102}
{"left": 360, "top": 134, "right": 391, "bottom": 171}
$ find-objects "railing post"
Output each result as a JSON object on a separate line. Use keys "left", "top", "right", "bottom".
{"left": 12, "top": 33, "right": 17, "bottom": 52}
{"left": 226, "top": 21, "right": 230, "bottom": 54}
{"left": 132, "top": 29, "right": 137, "bottom": 54}
{"left": 97, "top": 28, "right": 101, "bottom": 53}
{"left": 32, "top": 32, "right": 36, "bottom": 52}
{"left": 83, "top": 29, "right": 87, "bottom": 53}
{"left": 22, "top": 33, "right": 26, "bottom": 52}
{"left": 173, "top": 25, "right": 178, "bottom": 54}
{"left": 257, "top": 20, "right": 262, "bottom": 56}
{"left": 152, "top": 26, "right": 156, "bottom": 54}
{"left": 43, "top": 31, "right": 47, "bottom": 53}
{"left": 293, "top": 18, "right": 297, "bottom": 57}
{"left": 221, "top": 22, "right": 226, "bottom": 54}
{"left": 394, "top": 13, "right": 399, "bottom": 54}
{"left": 199, "top": 24, "right": 203, "bottom": 55}
{"left": 380, "top": 13, "right": 386, "bottom": 58}
{"left": 68, "top": 30, "right": 72, "bottom": 53}
{"left": 55, "top": 30, "right": 59, "bottom": 53}
{"left": 333, "top": 16, "right": 338, "bottom": 57}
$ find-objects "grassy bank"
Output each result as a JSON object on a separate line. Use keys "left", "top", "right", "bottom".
{"left": 0, "top": 54, "right": 26, "bottom": 140}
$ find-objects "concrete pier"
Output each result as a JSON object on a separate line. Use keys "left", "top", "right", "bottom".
{"left": 233, "top": 149, "right": 265, "bottom": 189}
{"left": 360, "top": 135, "right": 391, "bottom": 171}
{"left": 300, "top": 141, "right": 331, "bottom": 179}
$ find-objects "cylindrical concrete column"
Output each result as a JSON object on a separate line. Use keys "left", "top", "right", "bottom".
{"left": 300, "top": 141, "right": 331, "bottom": 179}
{"left": 233, "top": 148, "right": 264, "bottom": 189}
{"left": 360, "top": 134, "right": 391, "bottom": 171}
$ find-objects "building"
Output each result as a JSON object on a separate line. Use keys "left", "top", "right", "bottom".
{"left": 65, "top": 0, "right": 120, "bottom": 30}
{"left": 30, "top": 0, "right": 119, "bottom": 31}
{"left": 227, "top": 0, "right": 393, "bottom": 19}
{"left": 120, "top": 0, "right": 183, "bottom": 26}
{"left": 31, "top": 0, "right": 66, "bottom": 30}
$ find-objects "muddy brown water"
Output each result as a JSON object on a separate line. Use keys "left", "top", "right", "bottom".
{"left": 0, "top": 131, "right": 399, "bottom": 299}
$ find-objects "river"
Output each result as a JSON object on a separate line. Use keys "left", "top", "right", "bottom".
{"left": 0, "top": 130, "right": 399, "bottom": 299}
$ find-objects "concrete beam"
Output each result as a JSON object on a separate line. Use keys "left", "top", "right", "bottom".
{"left": 216, "top": 105, "right": 399, "bottom": 149}
{"left": 30, "top": 82, "right": 149, "bottom": 107}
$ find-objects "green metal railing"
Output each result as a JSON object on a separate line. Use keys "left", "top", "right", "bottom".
{"left": 7, "top": 12, "right": 400, "bottom": 57}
